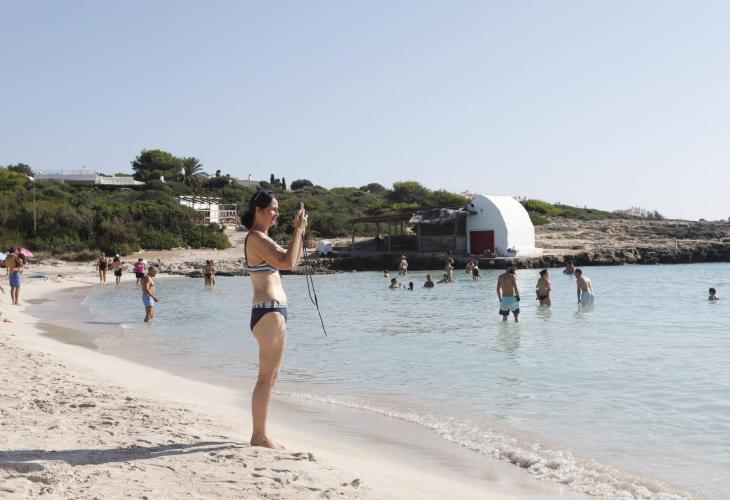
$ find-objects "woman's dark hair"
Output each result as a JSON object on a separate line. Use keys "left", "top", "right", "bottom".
{"left": 241, "top": 190, "right": 275, "bottom": 229}
{"left": 709, "top": 287, "right": 716, "bottom": 294}
{"left": 539, "top": 269, "right": 548, "bottom": 276}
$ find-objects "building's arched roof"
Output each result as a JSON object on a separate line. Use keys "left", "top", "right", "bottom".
{"left": 480, "top": 195, "right": 533, "bottom": 228}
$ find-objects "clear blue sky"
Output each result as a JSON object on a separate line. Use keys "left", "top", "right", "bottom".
{"left": 2, "top": 1, "right": 729, "bottom": 220}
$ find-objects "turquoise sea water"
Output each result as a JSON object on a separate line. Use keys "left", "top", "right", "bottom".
{"left": 81, "top": 264, "right": 730, "bottom": 498}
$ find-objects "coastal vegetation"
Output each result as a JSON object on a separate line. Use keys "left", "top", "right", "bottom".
{"left": 1, "top": 149, "right": 654, "bottom": 257}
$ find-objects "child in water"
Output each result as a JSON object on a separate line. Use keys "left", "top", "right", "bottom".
{"left": 708, "top": 288, "right": 720, "bottom": 301}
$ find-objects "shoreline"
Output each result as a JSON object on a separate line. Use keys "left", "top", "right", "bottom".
{"left": 1, "top": 271, "right": 585, "bottom": 499}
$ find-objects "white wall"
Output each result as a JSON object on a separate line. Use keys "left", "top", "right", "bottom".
{"left": 465, "top": 195, "right": 536, "bottom": 256}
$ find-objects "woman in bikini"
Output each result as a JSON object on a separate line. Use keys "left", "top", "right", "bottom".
{"left": 97, "top": 253, "right": 109, "bottom": 285}
{"left": 242, "top": 190, "right": 307, "bottom": 449}
{"left": 536, "top": 269, "right": 552, "bottom": 306}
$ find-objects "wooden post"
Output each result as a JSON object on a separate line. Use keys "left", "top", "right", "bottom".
{"left": 351, "top": 224, "right": 355, "bottom": 252}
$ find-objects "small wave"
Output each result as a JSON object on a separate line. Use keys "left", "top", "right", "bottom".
{"left": 119, "top": 323, "right": 132, "bottom": 330}
{"left": 278, "top": 390, "right": 692, "bottom": 499}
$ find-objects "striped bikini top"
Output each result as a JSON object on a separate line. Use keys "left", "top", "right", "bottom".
{"left": 244, "top": 233, "right": 279, "bottom": 274}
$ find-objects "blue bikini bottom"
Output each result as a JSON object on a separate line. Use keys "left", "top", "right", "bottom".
{"left": 250, "top": 300, "right": 288, "bottom": 331}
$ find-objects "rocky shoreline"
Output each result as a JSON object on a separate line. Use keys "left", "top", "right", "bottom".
{"left": 35, "top": 217, "right": 730, "bottom": 276}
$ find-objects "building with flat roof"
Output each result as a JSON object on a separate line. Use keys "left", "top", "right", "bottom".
{"left": 176, "top": 196, "right": 238, "bottom": 225}
{"left": 35, "top": 170, "right": 144, "bottom": 186}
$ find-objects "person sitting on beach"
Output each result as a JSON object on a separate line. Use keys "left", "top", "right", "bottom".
{"left": 536, "top": 269, "right": 552, "bottom": 306}
{"left": 242, "top": 189, "right": 307, "bottom": 449}
{"left": 398, "top": 255, "right": 408, "bottom": 276}
{"left": 97, "top": 253, "right": 109, "bottom": 285}
{"left": 708, "top": 287, "right": 720, "bottom": 302}
{"left": 497, "top": 262, "right": 520, "bottom": 322}
{"left": 574, "top": 269, "right": 594, "bottom": 305}
{"left": 424, "top": 274, "right": 435, "bottom": 288}
{"left": 140, "top": 266, "right": 159, "bottom": 322}
{"left": 472, "top": 262, "right": 481, "bottom": 281}
{"left": 6, "top": 248, "right": 23, "bottom": 306}
{"left": 563, "top": 261, "right": 575, "bottom": 275}
{"left": 112, "top": 255, "right": 124, "bottom": 285}
{"left": 389, "top": 278, "right": 401, "bottom": 289}
{"left": 203, "top": 259, "right": 216, "bottom": 286}
{"left": 134, "top": 258, "right": 146, "bottom": 286}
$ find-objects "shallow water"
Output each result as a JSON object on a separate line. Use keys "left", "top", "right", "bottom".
{"left": 80, "top": 264, "right": 730, "bottom": 498}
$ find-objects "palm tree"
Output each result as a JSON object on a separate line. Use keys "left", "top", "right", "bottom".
{"left": 177, "top": 157, "right": 205, "bottom": 187}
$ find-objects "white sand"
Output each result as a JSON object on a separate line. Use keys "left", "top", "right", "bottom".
{"left": 0, "top": 269, "right": 584, "bottom": 499}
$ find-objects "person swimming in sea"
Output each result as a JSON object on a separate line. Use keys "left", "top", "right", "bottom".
{"left": 497, "top": 262, "right": 520, "bottom": 322}
{"left": 389, "top": 278, "right": 401, "bottom": 289}
{"left": 383, "top": 270, "right": 389, "bottom": 278}
{"left": 407, "top": 282, "right": 414, "bottom": 291}
{"left": 708, "top": 287, "right": 720, "bottom": 302}
{"left": 536, "top": 269, "right": 552, "bottom": 306}
{"left": 471, "top": 262, "right": 480, "bottom": 281}
{"left": 563, "top": 261, "right": 575, "bottom": 275}
{"left": 424, "top": 274, "right": 435, "bottom": 288}
{"left": 574, "top": 268, "right": 594, "bottom": 305}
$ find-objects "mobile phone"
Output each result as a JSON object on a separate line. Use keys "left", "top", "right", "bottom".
{"left": 300, "top": 202, "right": 304, "bottom": 210}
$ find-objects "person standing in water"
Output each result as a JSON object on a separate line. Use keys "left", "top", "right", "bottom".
{"left": 708, "top": 288, "right": 720, "bottom": 301}
{"left": 574, "top": 268, "right": 594, "bottom": 305}
{"left": 140, "top": 266, "right": 159, "bottom": 322}
{"left": 497, "top": 262, "right": 520, "bottom": 322}
{"left": 424, "top": 274, "right": 435, "bottom": 288}
{"left": 134, "top": 258, "right": 146, "bottom": 286}
{"left": 97, "top": 253, "right": 109, "bottom": 285}
{"left": 398, "top": 255, "right": 408, "bottom": 276}
{"left": 112, "top": 255, "right": 124, "bottom": 285}
{"left": 536, "top": 269, "right": 552, "bottom": 306}
{"left": 203, "top": 259, "right": 216, "bottom": 286}
{"left": 242, "top": 189, "right": 307, "bottom": 449}
{"left": 444, "top": 258, "right": 455, "bottom": 283}
{"left": 563, "top": 261, "right": 575, "bottom": 275}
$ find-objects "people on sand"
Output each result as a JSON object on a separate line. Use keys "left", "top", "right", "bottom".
{"left": 140, "top": 266, "right": 159, "bottom": 322}
{"left": 497, "top": 262, "right": 520, "bottom": 322}
{"left": 708, "top": 287, "right": 720, "bottom": 302}
{"left": 241, "top": 189, "right": 307, "bottom": 450}
{"left": 389, "top": 277, "right": 401, "bottom": 289}
{"left": 6, "top": 248, "right": 23, "bottom": 306}
{"left": 398, "top": 255, "right": 408, "bottom": 276}
{"left": 563, "top": 261, "right": 575, "bottom": 275}
{"left": 574, "top": 269, "right": 594, "bottom": 305}
{"left": 134, "top": 258, "right": 146, "bottom": 286}
{"left": 424, "top": 274, "right": 435, "bottom": 288}
{"left": 203, "top": 259, "right": 216, "bottom": 286}
{"left": 112, "top": 255, "right": 124, "bottom": 285}
{"left": 536, "top": 269, "right": 552, "bottom": 306}
{"left": 97, "top": 253, "right": 109, "bottom": 285}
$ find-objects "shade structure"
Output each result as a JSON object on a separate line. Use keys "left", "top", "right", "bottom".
{"left": 18, "top": 247, "right": 34, "bottom": 257}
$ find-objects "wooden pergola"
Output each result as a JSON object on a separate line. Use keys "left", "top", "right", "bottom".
{"left": 348, "top": 204, "right": 466, "bottom": 253}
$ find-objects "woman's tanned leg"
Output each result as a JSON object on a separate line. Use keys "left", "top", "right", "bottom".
{"left": 251, "top": 312, "right": 287, "bottom": 449}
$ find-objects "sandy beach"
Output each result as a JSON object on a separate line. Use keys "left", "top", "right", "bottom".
{"left": 0, "top": 268, "right": 585, "bottom": 499}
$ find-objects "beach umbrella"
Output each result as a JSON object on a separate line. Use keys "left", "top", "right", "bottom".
{"left": 18, "top": 247, "right": 33, "bottom": 257}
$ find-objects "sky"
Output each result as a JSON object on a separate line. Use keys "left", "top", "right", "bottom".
{"left": 2, "top": 1, "right": 729, "bottom": 220}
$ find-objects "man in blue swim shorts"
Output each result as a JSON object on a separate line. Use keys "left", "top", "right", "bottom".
{"left": 140, "top": 266, "right": 160, "bottom": 322}
{"left": 6, "top": 248, "right": 23, "bottom": 306}
{"left": 497, "top": 262, "right": 520, "bottom": 322}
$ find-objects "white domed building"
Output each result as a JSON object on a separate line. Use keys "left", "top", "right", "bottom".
{"left": 465, "top": 195, "right": 538, "bottom": 256}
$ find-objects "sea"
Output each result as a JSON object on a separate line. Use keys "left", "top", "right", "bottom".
{"left": 45, "top": 263, "right": 730, "bottom": 498}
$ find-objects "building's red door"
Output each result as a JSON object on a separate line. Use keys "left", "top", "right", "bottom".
{"left": 470, "top": 230, "right": 494, "bottom": 255}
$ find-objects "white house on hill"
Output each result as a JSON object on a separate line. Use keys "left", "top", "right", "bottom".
{"left": 176, "top": 196, "right": 238, "bottom": 225}
{"left": 465, "top": 195, "right": 537, "bottom": 256}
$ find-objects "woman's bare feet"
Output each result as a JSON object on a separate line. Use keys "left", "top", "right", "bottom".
{"left": 250, "top": 436, "right": 285, "bottom": 450}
